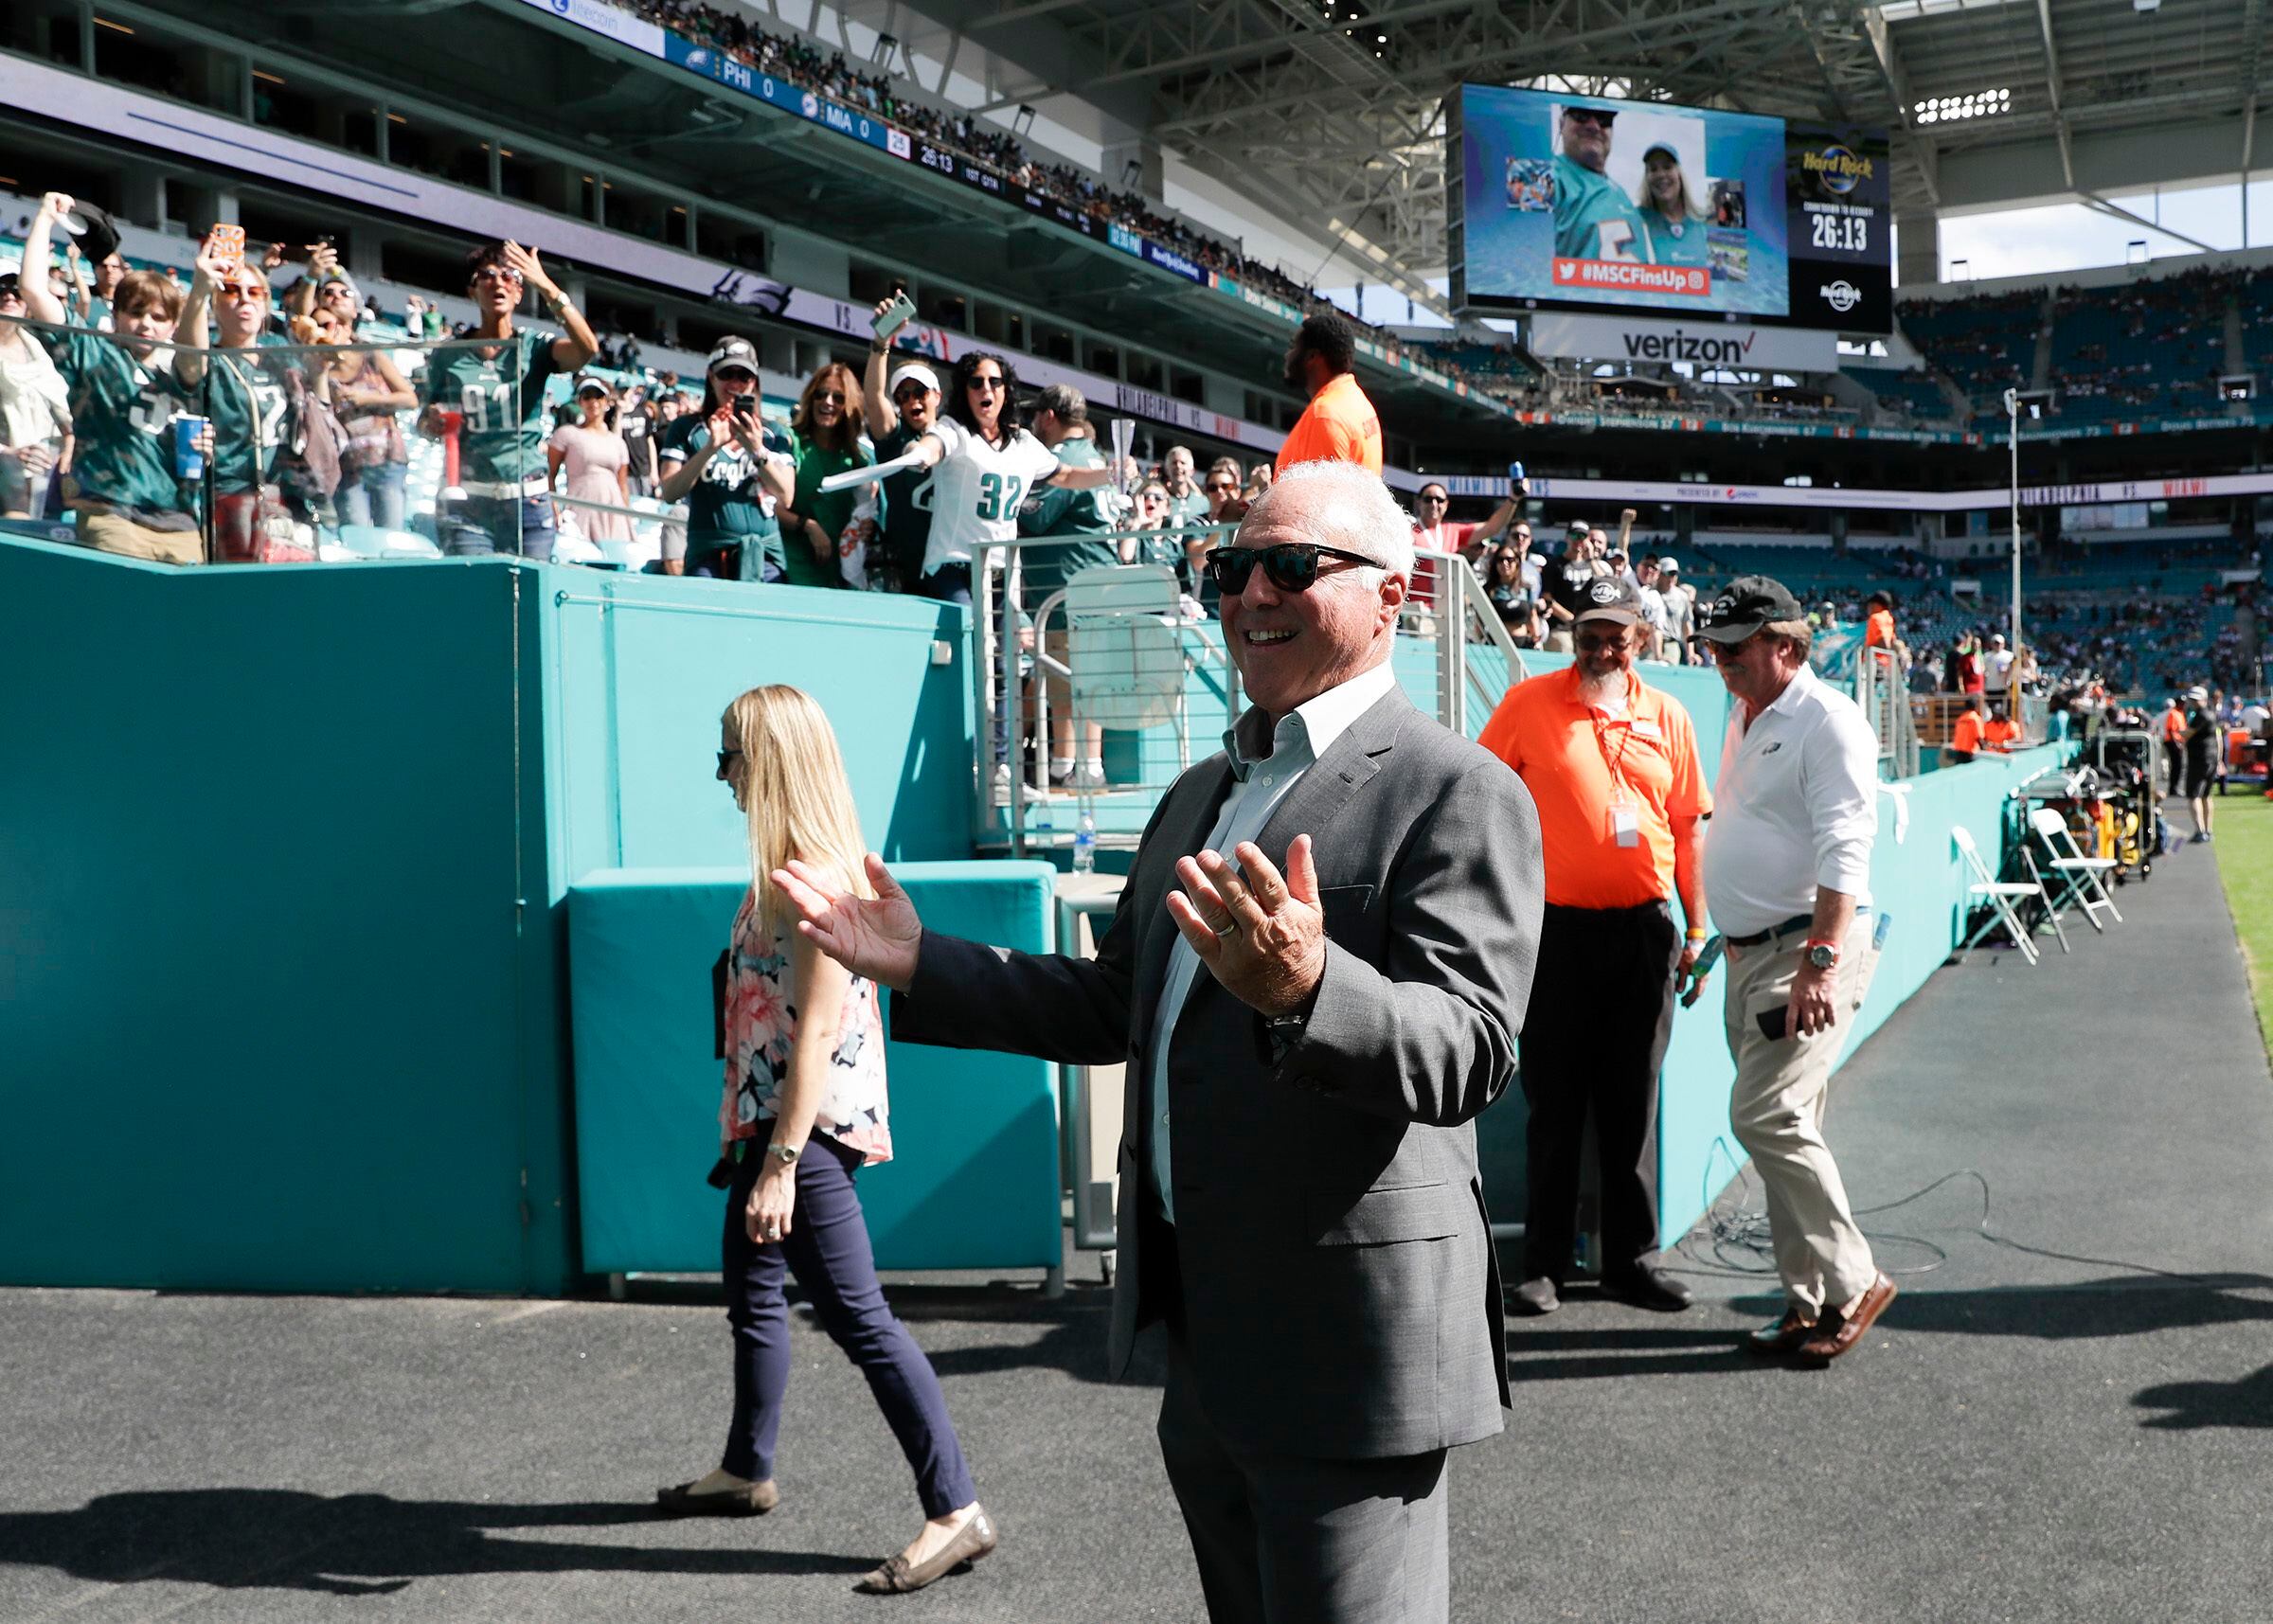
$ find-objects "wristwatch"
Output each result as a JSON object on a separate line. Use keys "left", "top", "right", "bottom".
{"left": 764, "top": 1142, "right": 800, "bottom": 1166}
{"left": 1803, "top": 940, "right": 1840, "bottom": 973}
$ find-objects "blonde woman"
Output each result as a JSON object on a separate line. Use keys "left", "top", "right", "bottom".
{"left": 658, "top": 685, "right": 995, "bottom": 1597}
{"left": 1634, "top": 142, "right": 1709, "bottom": 270}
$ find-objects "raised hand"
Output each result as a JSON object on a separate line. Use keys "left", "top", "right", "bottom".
{"left": 38, "top": 191, "right": 76, "bottom": 225}
{"left": 501, "top": 241, "right": 557, "bottom": 298}
{"left": 1165, "top": 835, "right": 1325, "bottom": 1017}
{"left": 769, "top": 853, "right": 924, "bottom": 993}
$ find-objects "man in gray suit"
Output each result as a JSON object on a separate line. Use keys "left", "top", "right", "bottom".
{"left": 774, "top": 460, "right": 1544, "bottom": 1623}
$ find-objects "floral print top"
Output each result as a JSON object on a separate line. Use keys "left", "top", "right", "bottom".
{"left": 721, "top": 884, "right": 892, "bottom": 1165}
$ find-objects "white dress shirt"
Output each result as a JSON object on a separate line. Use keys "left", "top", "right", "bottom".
{"left": 1144, "top": 658, "right": 1400, "bottom": 1222}
{"left": 1701, "top": 663, "right": 1878, "bottom": 937}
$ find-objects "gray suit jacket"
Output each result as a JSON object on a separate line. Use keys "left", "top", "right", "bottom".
{"left": 892, "top": 686, "right": 1544, "bottom": 1460}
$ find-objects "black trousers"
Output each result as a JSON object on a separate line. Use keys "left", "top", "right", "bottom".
{"left": 1518, "top": 900, "right": 1683, "bottom": 1282}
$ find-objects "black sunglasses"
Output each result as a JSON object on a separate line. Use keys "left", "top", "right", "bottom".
{"left": 716, "top": 749, "right": 743, "bottom": 773}
{"left": 1202, "top": 543, "right": 1378, "bottom": 595}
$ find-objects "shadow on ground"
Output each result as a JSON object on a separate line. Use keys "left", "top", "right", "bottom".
{"left": 0, "top": 1490, "right": 875, "bottom": 1597}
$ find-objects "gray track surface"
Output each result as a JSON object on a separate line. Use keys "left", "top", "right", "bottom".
{"left": 6, "top": 829, "right": 2271, "bottom": 1622}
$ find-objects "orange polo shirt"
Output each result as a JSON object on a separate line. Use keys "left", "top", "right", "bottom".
{"left": 1866, "top": 608, "right": 1896, "bottom": 648}
{"left": 1952, "top": 710, "right": 1984, "bottom": 754}
{"left": 1277, "top": 373, "right": 1383, "bottom": 475}
{"left": 1983, "top": 717, "right": 2020, "bottom": 752}
{"left": 1477, "top": 666, "right": 1709, "bottom": 908}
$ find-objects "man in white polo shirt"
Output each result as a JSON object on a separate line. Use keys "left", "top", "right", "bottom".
{"left": 1696, "top": 576, "right": 1897, "bottom": 1367}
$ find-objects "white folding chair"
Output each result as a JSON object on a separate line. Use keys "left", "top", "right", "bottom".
{"left": 1951, "top": 824, "right": 2043, "bottom": 965}
{"left": 2028, "top": 807, "right": 2122, "bottom": 933}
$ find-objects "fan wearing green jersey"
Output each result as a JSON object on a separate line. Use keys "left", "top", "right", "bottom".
{"left": 175, "top": 230, "right": 320, "bottom": 562}
{"left": 1550, "top": 105, "right": 1655, "bottom": 266}
{"left": 418, "top": 239, "right": 597, "bottom": 562}
{"left": 18, "top": 189, "right": 201, "bottom": 564}
{"left": 655, "top": 335, "right": 797, "bottom": 582}
{"left": 1636, "top": 143, "right": 1711, "bottom": 271}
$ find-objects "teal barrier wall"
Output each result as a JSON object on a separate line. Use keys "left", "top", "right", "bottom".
{"left": 0, "top": 538, "right": 567, "bottom": 1292}
{"left": 0, "top": 538, "right": 977, "bottom": 1294}
{"left": 567, "top": 864, "right": 1062, "bottom": 1276}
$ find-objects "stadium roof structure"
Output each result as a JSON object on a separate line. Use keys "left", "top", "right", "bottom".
{"left": 889, "top": 0, "right": 2263, "bottom": 293}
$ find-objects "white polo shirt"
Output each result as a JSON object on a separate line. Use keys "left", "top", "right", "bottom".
{"left": 1702, "top": 662, "right": 1878, "bottom": 937}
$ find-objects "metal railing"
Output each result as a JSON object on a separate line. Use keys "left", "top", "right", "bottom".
{"left": 970, "top": 535, "right": 1528, "bottom": 855}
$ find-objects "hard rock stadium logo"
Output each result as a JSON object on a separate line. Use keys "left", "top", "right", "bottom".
{"left": 1802, "top": 145, "right": 1873, "bottom": 194}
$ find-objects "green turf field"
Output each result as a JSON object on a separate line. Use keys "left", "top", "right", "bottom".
{"left": 2212, "top": 787, "right": 2273, "bottom": 1053}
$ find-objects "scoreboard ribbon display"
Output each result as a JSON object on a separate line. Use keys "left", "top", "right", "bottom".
{"left": 1451, "top": 85, "right": 1891, "bottom": 333}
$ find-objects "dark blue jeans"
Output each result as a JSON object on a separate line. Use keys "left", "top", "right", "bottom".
{"left": 721, "top": 1133, "right": 978, "bottom": 1517}
{"left": 438, "top": 493, "right": 555, "bottom": 562}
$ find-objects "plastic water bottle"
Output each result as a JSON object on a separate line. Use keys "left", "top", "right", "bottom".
{"left": 1073, "top": 812, "right": 1097, "bottom": 874}
{"left": 1031, "top": 794, "right": 1053, "bottom": 856}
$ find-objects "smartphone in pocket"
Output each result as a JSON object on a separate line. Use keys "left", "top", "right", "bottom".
{"left": 1754, "top": 1005, "right": 1788, "bottom": 1042}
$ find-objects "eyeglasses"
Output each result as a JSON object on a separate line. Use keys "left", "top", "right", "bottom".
{"left": 714, "top": 367, "right": 757, "bottom": 384}
{"left": 1564, "top": 109, "right": 1613, "bottom": 129}
{"left": 1419, "top": 492, "right": 1448, "bottom": 505}
{"left": 716, "top": 749, "right": 743, "bottom": 773}
{"left": 473, "top": 268, "right": 524, "bottom": 286}
{"left": 1574, "top": 628, "right": 1630, "bottom": 652}
{"left": 892, "top": 385, "right": 929, "bottom": 402}
{"left": 1709, "top": 634, "right": 1763, "bottom": 662}
{"left": 816, "top": 390, "right": 846, "bottom": 405}
{"left": 1205, "top": 480, "right": 1235, "bottom": 493}
{"left": 967, "top": 375, "right": 1004, "bottom": 393}
{"left": 1202, "top": 543, "right": 1378, "bottom": 595}
{"left": 217, "top": 280, "right": 268, "bottom": 301}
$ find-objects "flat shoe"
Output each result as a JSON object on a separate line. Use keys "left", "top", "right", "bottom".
{"left": 1744, "top": 1309, "right": 1818, "bottom": 1357}
{"left": 1600, "top": 1266, "right": 1694, "bottom": 1312}
{"left": 1796, "top": 1273, "right": 1899, "bottom": 1366}
{"left": 1512, "top": 1276, "right": 1561, "bottom": 1316}
{"left": 654, "top": 1477, "right": 779, "bottom": 1516}
{"left": 854, "top": 1505, "right": 998, "bottom": 1595}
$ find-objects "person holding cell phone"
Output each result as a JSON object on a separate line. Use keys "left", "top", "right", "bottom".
{"left": 1477, "top": 574, "right": 1711, "bottom": 1319}
{"left": 655, "top": 336, "right": 796, "bottom": 582}
{"left": 1696, "top": 575, "right": 1895, "bottom": 1366}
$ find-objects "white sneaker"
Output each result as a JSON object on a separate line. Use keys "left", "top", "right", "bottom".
{"left": 1070, "top": 763, "right": 1108, "bottom": 791}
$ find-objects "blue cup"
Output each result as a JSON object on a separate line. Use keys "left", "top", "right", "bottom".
{"left": 173, "top": 416, "right": 210, "bottom": 482}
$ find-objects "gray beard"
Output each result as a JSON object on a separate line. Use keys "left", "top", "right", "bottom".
{"left": 1576, "top": 666, "right": 1631, "bottom": 709}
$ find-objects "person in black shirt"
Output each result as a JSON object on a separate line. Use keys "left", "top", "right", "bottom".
{"left": 862, "top": 299, "right": 941, "bottom": 595}
{"left": 1484, "top": 544, "right": 1543, "bottom": 647}
{"left": 1539, "top": 522, "right": 1597, "bottom": 653}
{"left": 2181, "top": 685, "right": 2221, "bottom": 843}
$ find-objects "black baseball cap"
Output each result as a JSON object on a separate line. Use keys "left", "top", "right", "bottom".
{"left": 1574, "top": 573, "right": 1646, "bottom": 626}
{"left": 1696, "top": 575, "right": 1806, "bottom": 642}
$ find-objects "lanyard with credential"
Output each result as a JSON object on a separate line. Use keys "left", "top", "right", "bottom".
{"left": 1590, "top": 705, "right": 1644, "bottom": 847}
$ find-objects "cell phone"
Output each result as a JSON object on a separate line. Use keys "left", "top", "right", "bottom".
{"left": 1755, "top": 1006, "right": 1789, "bottom": 1041}
{"left": 1508, "top": 459, "right": 1525, "bottom": 484}
{"left": 872, "top": 291, "right": 918, "bottom": 337}
{"left": 206, "top": 223, "right": 245, "bottom": 269}
{"left": 730, "top": 396, "right": 756, "bottom": 419}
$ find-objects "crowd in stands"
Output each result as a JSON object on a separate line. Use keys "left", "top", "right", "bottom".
{"left": 612, "top": 0, "right": 1451, "bottom": 369}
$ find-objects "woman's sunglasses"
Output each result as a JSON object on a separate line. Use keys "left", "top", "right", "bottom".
{"left": 716, "top": 749, "right": 743, "bottom": 773}
{"left": 1202, "top": 543, "right": 1378, "bottom": 595}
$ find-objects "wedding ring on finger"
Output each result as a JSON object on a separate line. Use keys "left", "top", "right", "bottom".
{"left": 1212, "top": 919, "right": 1239, "bottom": 938}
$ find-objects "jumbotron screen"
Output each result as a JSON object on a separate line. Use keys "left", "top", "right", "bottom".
{"left": 1448, "top": 84, "right": 1892, "bottom": 331}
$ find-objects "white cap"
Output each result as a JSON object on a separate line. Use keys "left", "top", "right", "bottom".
{"left": 886, "top": 360, "right": 940, "bottom": 396}
{"left": 1656, "top": 555, "right": 1679, "bottom": 572}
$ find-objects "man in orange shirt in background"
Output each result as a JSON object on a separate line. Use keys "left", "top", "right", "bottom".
{"left": 1477, "top": 574, "right": 1713, "bottom": 1317}
{"left": 1275, "top": 312, "right": 1382, "bottom": 475}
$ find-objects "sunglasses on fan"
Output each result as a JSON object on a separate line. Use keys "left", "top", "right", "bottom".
{"left": 1201, "top": 543, "right": 1379, "bottom": 595}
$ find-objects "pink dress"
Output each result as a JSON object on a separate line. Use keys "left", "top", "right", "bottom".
{"left": 550, "top": 423, "right": 631, "bottom": 542}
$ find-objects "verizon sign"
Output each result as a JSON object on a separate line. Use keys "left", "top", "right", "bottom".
{"left": 1528, "top": 312, "right": 1839, "bottom": 374}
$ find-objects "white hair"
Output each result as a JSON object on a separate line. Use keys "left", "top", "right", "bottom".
{"left": 1243, "top": 460, "right": 1416, "bottom": 580}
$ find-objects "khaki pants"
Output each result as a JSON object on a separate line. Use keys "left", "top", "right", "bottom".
{"left": 79, "top": 510, "right": 202, "bottom": 565}
{"left": 1542, "top": 625, "right": 1574, "bottom": 654}
{"left": 1722, "top": 913, "right": 1878, "bottom": 1316}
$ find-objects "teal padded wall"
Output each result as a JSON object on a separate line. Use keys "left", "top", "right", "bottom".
{"left": 567, "top": 865, "right": 1062, "bottom": 1275}
{"left": 0, "top": 537, "right": 980, "bottom": 1294}
{"left": 0, "top": 538, "right": 570, "bottom": 1293}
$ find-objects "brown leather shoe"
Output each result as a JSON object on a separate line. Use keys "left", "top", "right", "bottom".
{"left": 853, "top": 1505, "right": 998, "bottom": 1595}
{"left": 1743, "top": 1308, "right": 1818, "bottom": 1357}
{"left": 1796, "top": 1273, "right": 1898, "bottom": 1366}
{"left": 654, "top": 1477, "right": 779, "bottom": 1516}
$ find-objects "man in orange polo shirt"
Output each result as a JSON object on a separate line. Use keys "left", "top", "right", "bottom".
{"left": 1478, "top": 574, "right": 1712, "bottom": 1316}
{"left": 1275, "top": 312, "right": 1382, "bottom": 475}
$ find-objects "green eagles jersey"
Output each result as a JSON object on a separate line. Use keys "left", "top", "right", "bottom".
{"left": 43, "top": 328, "right": 187, "bottom": 514}
{"left": 1553, "top": 153, "right": 1655, "bottom": 264}
{"left": 419, "top": 329, "right": 563, "bottom": 488}
{"left": 195, "top": 339, "right": 293, "bottom": 495}
{"left": 1641, "top": 210, "right": 1710, "bottom": 269}
{"left": 1017, "top": 437, "right": 1120, "bottom": 599}
{"left": 658, "top": 413, "right": 786, "bottom": 579}
{"left": 789, "top": 433, "right": 871, "bottom": 588}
